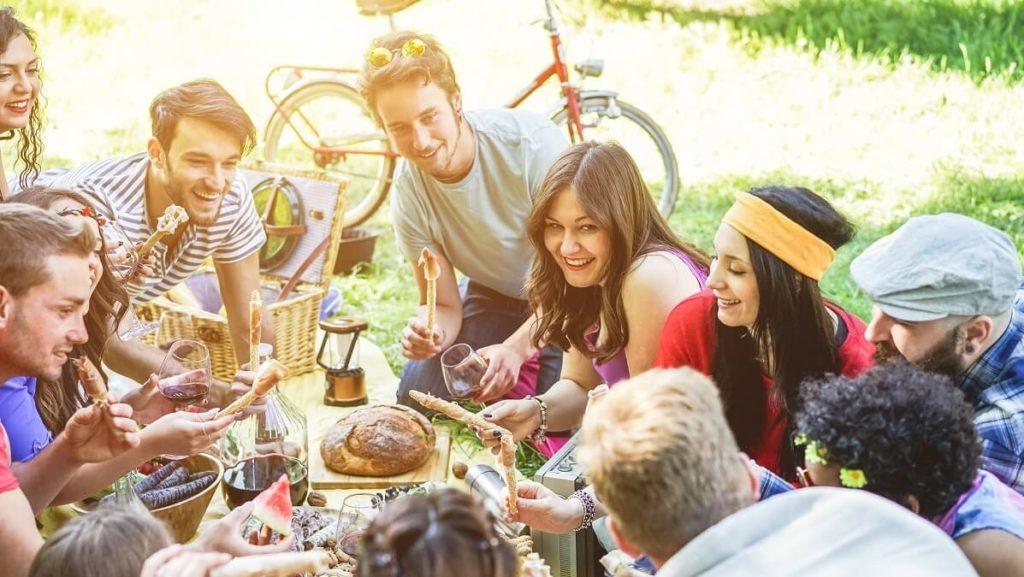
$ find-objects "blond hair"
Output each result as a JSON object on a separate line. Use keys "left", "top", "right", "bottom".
{"left": 358, "top": 30, "right": 461, "bottom": 124}
{"left": 578, "top": 368, "right": 752, "bottom": 560}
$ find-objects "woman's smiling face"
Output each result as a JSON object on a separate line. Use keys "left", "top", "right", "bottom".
{"left": 543, "top": 186, "right": 612, "bottom": 288}
{"left": 707, "top": 223, "right": 760, "bottom": 329}
{"left": 0, "top": 33, "right": 40, "bottom": 131}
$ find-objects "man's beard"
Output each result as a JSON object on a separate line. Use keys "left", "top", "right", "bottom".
{"left": 874, "top": 327, "right": 967, "bottom": 378}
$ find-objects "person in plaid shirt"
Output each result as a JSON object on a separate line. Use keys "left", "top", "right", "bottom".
{"left": 851, "top": 213, "right": 1024, "bottom": 494}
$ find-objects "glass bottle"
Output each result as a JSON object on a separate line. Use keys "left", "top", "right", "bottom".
{"left": 219, "top": 343, "right": 309, "bottom": 509}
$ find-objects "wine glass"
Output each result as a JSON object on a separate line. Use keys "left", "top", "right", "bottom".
{"left": 157, "top": 340, "right": 212, "bottom": 412}
{"left": 335, "top": 492, "right": 381, "bottom": 557}
{"left": 115, "top": 304, "right": 161, "bottom": 341}
{"left": 156, "top": 339, "right": 212, "bottom": 460}
{"left": 441, "top": 343, "right": 489, "bottom": 400}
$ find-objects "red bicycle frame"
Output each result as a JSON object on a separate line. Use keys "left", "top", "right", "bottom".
{"left": 266, "top": 0, "right": 585, "bottom": 168}
{"left": 503, "top": 0, "right": 584, "bottom": 142}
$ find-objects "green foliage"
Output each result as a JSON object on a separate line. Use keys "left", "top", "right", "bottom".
{"left": 8, "top": 0, "right": 115, "bottom": 36}
{"left": 578, "top": 0, "right": 1024, "bottom": 83}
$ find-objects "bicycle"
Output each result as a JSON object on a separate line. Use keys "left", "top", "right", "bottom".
{"left": 263, "top": 0, "right": 680, "bottom": 228}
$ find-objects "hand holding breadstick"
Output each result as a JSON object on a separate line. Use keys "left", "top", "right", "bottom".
{"left": 248, "top": 290, "right": 261, "bottom": 370}
{"left": 139, "top": 205, "right": 188, "bottom": 258}
{"left": 418, "top": 247, "right": 440, "bottom": 339}
{"left": 215, "top": 359, "right": 289, "bottom": 418}
{"left": 409, "top": 391, "right": 519, "bottom": 514}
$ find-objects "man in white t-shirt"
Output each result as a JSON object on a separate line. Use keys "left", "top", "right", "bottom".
{"left": 359, "top": 31, "right": 568, "bottom": 408}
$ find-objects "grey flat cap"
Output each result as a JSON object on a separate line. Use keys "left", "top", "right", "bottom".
{"left": 851, "top": 213, "right": 1022, "bottom": 322}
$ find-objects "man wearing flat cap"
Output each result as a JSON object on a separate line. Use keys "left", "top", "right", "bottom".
{"left": 851, "top": 213, "right": 1024, "bottom": 494}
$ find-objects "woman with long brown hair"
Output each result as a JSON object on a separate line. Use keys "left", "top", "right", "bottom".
{"left": 481, "top": 141, "right": 708, "bottom": 456}
{"left": 655, "top": 185, "right": 875, "bottom": 477}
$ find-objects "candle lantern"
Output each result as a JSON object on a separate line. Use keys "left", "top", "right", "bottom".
{"left": 317, "top": 317, "right": 368, "bottom": 406}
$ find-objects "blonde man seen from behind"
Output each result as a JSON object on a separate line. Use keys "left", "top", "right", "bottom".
{"left": 577, "top": 367, "right": 977, "bottom": 577}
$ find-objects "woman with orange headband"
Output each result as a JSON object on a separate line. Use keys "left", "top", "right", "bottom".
{"left": 655, "top": 185, "right": 875, "bottom": 478}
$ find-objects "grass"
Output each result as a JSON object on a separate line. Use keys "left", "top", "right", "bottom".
{"left": 579, "top": 0, "right": 1024, "bottom": 83}
{"left": 10, "top": 0, "right": 1024, "bottom": 376}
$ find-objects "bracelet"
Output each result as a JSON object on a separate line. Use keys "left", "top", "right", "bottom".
{"left": 568, "top": 488, "right": 596, "bottom": 531}
{"left": 525, "top": 395, "right": 548, "bottom": 444}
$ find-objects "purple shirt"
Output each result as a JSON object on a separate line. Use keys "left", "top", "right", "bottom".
{"left": 934, "top": 469, "right": 1024, "bottom": 540}
{"left": 0, "top": 376, "right": 53, "bottom": 462}
{"left": 585, "top": 249, "right": 708, "bottom": 385}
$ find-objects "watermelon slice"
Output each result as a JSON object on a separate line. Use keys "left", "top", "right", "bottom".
{"left": 252, "top": 474, "right": 293, "bottom": 536}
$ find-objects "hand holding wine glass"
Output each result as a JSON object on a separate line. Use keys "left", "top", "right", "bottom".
{"left": 157, "top": 340, "right": 212, "bottom": 412}
{"left": 441, "top": 343, "right": 489, "bottom": 400}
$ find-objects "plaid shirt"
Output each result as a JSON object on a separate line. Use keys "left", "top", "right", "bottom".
{"left": 960, "top": 283, "right": 1024, "bottom": 495}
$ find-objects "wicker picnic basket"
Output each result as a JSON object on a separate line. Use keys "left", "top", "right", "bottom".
{"left": 135, "top": 163, "right": 347, "bottom": 381}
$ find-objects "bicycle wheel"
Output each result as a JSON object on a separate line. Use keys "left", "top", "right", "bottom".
{"left": 552, "top": 95, "right": 679, "bottom": 218}
{"left": 264, "top": 81, "right": 396, "bottom": 228}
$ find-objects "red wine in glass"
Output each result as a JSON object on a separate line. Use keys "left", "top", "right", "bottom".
{"left": 160, "top": 379, "right": 210, "bottom": 410}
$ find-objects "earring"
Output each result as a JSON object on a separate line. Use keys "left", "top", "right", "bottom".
{"left": 965, "top": 344, "right": 977, "bottom": 355}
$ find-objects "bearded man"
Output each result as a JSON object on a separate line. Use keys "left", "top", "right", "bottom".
{"left": 851, "top": 212, "right": 1024, "bottom": 494}
{"left": 23, "top": 79, "right": 269, "bottom": 364}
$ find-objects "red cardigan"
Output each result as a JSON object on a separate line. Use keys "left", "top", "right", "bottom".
{"left": 654, "top": 291, "right": 875, "bottom": 475}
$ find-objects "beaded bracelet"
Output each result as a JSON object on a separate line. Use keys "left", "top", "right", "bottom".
{"left": 525, "top": 395, "right": 548, "bottom": 444}
{"left": 568, "top": 488, "right": 596, "bottom": 531}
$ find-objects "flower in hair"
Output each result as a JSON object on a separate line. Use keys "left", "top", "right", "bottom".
{"left": 840, "top": 468, "right": 868, "bottom": 488}
{"left": 367, "top": 47, "right": 393, "bottom": 68}
{"left": 793, "top": 432, "right": 808, "bottom": 446}
{"left": 804, "top": 440, "right": 828, "bottom": 465}
{"left": 402, "top": 38, "right": 427, "bottom": 57}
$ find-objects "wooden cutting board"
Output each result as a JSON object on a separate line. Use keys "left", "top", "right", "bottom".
{"left": 308, "top": 427, "right": 452, "bottom": 489}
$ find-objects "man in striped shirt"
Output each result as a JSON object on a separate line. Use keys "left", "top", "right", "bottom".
{"left": 28, "top": 79, "right": 270, "bottom": 365}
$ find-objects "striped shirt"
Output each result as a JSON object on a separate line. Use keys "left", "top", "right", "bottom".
{"left": 31, "top": 153, "right": 266, "bottom": 302}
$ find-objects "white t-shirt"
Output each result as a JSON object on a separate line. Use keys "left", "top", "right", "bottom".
{"left": 390, "top": 109, "right": 568, "bottom": 299}
{"left": 658, "top": 488, "right": 977, "bottom": 577}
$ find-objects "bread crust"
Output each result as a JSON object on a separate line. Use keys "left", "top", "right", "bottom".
{"left": 320, "top": 405, "right": 436, "bottom": 476}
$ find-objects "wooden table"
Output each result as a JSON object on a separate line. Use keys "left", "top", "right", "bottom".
{"left": 198, "top": 338, "right": 493, "bottom": 526}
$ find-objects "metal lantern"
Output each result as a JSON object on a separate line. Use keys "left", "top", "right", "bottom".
{"left": 317, "top": 317, "right": 368, "bottom": 406}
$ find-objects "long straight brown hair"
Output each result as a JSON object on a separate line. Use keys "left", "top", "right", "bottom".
{"left": 526, "top": 141, "right": 708, "bottom": 362}
{"left": 9, "top": 187, "right": 131, "bottom": 433}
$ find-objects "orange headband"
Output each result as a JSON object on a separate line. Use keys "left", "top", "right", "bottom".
{"left": 722, "top": 192, "right": 836, "bottom": 281}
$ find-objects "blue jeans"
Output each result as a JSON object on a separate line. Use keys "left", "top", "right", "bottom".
{"left": 396, "top": 280, "right": 562, "bottom": 412}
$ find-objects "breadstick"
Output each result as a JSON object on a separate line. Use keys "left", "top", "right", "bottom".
{"left": 72, "top": 357, "right": 108, "bottom": 408}
{"left": 418, "top": 247, "right": 440, "bottom": 338}
{"left": 209, "top": 550, "right": 331, "bottom": 577}
{"left": 215, "top": 359, "right": 289, "bottom": 418}
{"left": 248, "top": 289, "right": 261, "bottom": 370}
{"left": 500, "top": 433, "right": 519, "bottom": 516}
{"left": 138, "top": 205, "right": 188, "bottom": 258}
{"left": 408, "top": 390, "right": 507, "bottom": 435}
{"left": 408, "top": 391, "right": 519, "bottom": 514}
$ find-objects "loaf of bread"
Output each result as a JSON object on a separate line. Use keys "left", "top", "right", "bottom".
{"left": 320, "top": 405, "right": 435, "bottom": 476}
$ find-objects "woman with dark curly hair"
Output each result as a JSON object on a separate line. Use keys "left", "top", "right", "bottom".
{"left": 796, "top": 362, "right": 1024, "bottom": 577}
{"left": 361, "top": 488, "right": 518, "bottom": 577}
{"left": 655, "top": 185, "right": 875, "bottom": 477}
{"left": 0, "top": 8, "right": 43, "bottom": 200}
